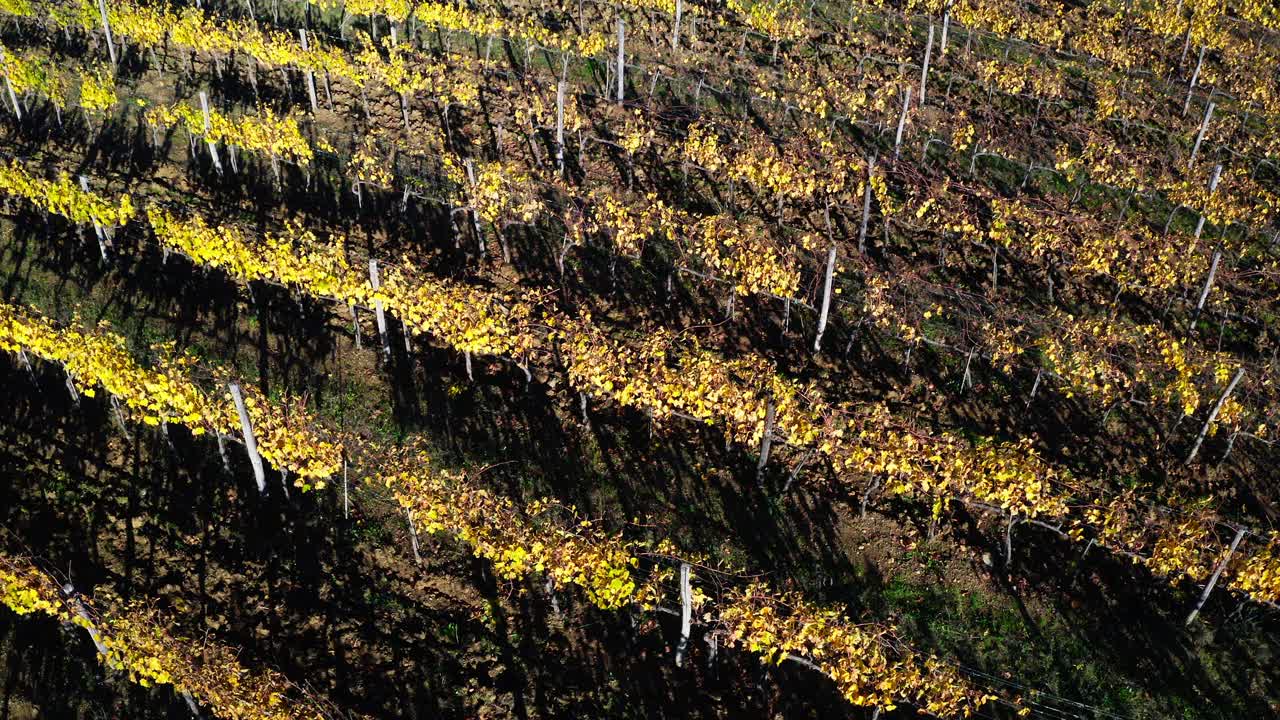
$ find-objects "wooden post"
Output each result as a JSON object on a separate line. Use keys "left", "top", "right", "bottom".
{"left": 920, "top": 23, "right": 934, "bottom": 104}
{"left": 1188, "top": 101, "right": 1214, "bottom": 168}
{"left": 1185, "top": 367, "right": 1244, "bottom": 464}
{"left": 228, "top": 382, "right": 267, "bottom": 493}
{"left": 368, "top": 259, "right": 390, "bottom": 357}
{"left": 1182, "top": 45, "right": 1205, "bottom": 116}
{"left": 299, "top": 29, "right": 318, "bottom": 112}
{"left": 813, "top": 244, "right": 837, "bottom": 352}
{"left": 675, "top": 562, "right": 692, "bottom": 667}
{"left": 97, "top": 0, "right": 117, "bottom": 66}
{"left": 1185, "top": 527, "right": 1246, "bottom": 625}
{"left": 894, "top": 86, "right": 913, "bottom": 160}
{"left": 756, "top": 400, "right": 776, "bottom": 484}
{"left": 672, "top": 0, "right": 682, "bottom": 48}
{"left": 198, "top": 92, "right": 223, "bottom": 175}
{"left": 616, "top": 18, "right": 625, "bottom": 103}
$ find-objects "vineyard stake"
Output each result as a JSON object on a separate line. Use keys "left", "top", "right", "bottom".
{"left": 675, "top": 562, "right": 692, "bottom": 666}
{"left": 228, "top": 382, "right": 267, "bottom": 493}
{"left": 1185, "top": 367, "right": 1244, "bottom": 465}
{"left": 672, "top": 0, "right": 682, "bottom": 49}
{"left": 1184, "top": 527, "right": 1245, "bottom": 625}
{"left": 349, "top": 303, "right": 362, "bottom": 349}
{"left": 756, "top": 400, "right": 776, "bottom": 485}
{"left": 216, "top": 432, "right": 232, "bottom": 473}
{"left": 367, "top": 259, "right": 391, "bottom": 358}
{"left": 858, "top": 156, "right": 876, "bottom": 253}
{"left": 1191, "top": 246, "right": 1221, "bottom": 327}
{"left": 1004, "top": 514, "right": 1018, "bottom": 567}
{"left": 64, "top": 590, "right": 109, "bottom": 654}
{"left": 71, "top": 582, "right": 209, "bottom": 715}
{"left": 616, "top": 18, "right": 625, "bottom": 103}
{"left": 894, "top": 86, "right": 913, "bottom": 160}
{"left": 1188, "top": 100, "right": 1214, "bottom": 168}
{"left": 96, "top": 0, "right": 116, "bottom": 66}
{"left": 299, "top": 29, "right": 319, "bottom": 112}
{"left": 77, "top": 176, "right": 110, "bottom": 261}
{"left": 920, "top": 22, "right": 934, "bottom": 104}
{"left": 463, "top": 159, "right": 486, "bottom": 257}
{"left": 197, "top": 92, "right": 223, "bottom": 175}
{"left": 406, "top": 508, "right": 424, "bottom": 565}
{"left": 0, "top": 47, "right": 21, "bottom": 120}
{"left": 940, "top": 9, "right": 950, "bottom": 54}
{"left": 63, "top": 367, "right": 79, "bottom": 404}
{"left": 555, "top": 80, "right": 566, "bottom": 175}
{"left": 1192, "top": 163, "right": 1222, "bottom": 239}
{"left": 110, "top": 396, "right": 131, "bottom": 440}
{"left": 813, "top": 243, "right": 838, "bottom": 352}
{"left": 1182, "top": 45, "right": 1205, "bottom": 117}
{"left": 545, "top": 576, "right": 561, "bottom": 616}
